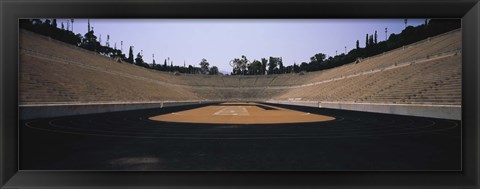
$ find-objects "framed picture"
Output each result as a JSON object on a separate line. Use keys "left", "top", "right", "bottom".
{"left": 1, "top": 0, "right": 479, "bottom": 188}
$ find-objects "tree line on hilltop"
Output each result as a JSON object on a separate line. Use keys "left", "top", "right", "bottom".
{"left": 20, "top": 19, "right": 216, "bottom": 75}
{"left": 229, "top": 19, "right": 460, "bottom": 75}
{"left": 20, "top": 19, "right": 460, "bottom": 76}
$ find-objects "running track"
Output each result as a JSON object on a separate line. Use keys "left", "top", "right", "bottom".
{"left": 20, "top": 102, "right": 461, "bottom": 170}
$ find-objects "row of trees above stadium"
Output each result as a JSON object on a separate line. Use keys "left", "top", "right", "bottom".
{"left": 20, "top": 19, "right": 460, "bottom": 76}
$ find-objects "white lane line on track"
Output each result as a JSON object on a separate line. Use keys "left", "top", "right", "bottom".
{"left": 23, "top": 122, "right": 461, "bottom": 140}
{"left": 44, "top": 113, "right": 391, "bottom": 135}
{"left": 24, "top": 115, "right": 460, "bottom": 140}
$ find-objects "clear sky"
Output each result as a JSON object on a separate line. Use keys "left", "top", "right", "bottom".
{"left": 57, "top": 19, "right": 425, "bottom": 73}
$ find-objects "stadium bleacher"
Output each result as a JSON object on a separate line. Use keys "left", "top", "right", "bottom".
{"left": 19, "top": 29, "right": 462, "bottom": 106}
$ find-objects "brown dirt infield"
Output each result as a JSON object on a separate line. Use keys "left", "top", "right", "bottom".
{"left": 149, "top": 102, "right": 335, "bottom": 124}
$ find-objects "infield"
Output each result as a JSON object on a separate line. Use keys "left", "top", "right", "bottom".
{"left": 149, "top": 102, "right": 336, "bottom": 124}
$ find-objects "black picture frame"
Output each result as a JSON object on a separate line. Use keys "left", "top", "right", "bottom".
{"left": 1, "top": 0, "right": 479, "bottom": 188}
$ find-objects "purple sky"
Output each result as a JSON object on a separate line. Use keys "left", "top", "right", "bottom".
{"left": 57, "top": 19, "right": 425, "bottom": 73}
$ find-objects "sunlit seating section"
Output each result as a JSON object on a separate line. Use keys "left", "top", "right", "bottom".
{"left": 276, "top": 55, "right": 461, "bottom": 105}
{"left": 19, "top": 54, "right": 200, "bottom": 104}
{"left": 302, "top": 30, "right": 461, "bottom": 84}
{"left": 247, "top": 75, "right": 276, "bottom": 87}
{"left": 19, "top": 29, "right": 461, "bottom": 105}
{"left": 238, "top": 77, "right": 258, "bottom": 88}
{"left": 358, "top": 55, "right": 461, "bottom": 105}
{"left": 220, "top": 77, "right": 240, "bottom": 87}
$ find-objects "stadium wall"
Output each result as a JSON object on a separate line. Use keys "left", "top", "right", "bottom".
{"left": 266, "top": 100, "right": 461, "bottom": 120}
{"left": 19, "top": 101, "right": 208, "bottom": 120}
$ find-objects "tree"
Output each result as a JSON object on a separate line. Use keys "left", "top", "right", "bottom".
{"left": 374, "top": 30, "right": 378, "bottom": 44}
{"left": 81, "top": 29, "right": 100, "bottom": 52}
{"left": 300, "top": 62, "right": 308, "bottom": 71}
{"left": 231, "top": 55, "right": 249, "bottom": 75}
{"left": 32, "top": 19, "right": 42, "bottom": 25}
{"left": 261, "top": 58, "right": 268, "bottom": 75}
{"left": 135, "top": 52, "right": 144, "bottom": 65}
{"left": 310, "top": 53, "right": 326, "bottom": 63}
{"left": 52, "top": 19, "right": 57, "bottom": 28}
{"left": 368, "top": 34, "right": 374, "bottom": 47}
{"left": 278, "top": 58, "right": 285, "bottom": 74}
{"left": 268, "top": 57, "right": 281, "bottom": 74}
{"left": 293, "top": 63, "right": 300, "bottom": 73}
{"left": 71, "top": 19, "right": 74, "bottom": 32}
{"left": 188, "top": 65, "right": 193, "bottom": 74}
{"left": 239, "top": 55, "right": 248, "bottom": 74}
{"left": 127, "top": 46, "right": 134, "bottom": 64}
{"left": 44, "top": 19, "right": 51, "bottom": 26}
{"left": 209, "top": 66, "right": 219, "bottom": 75}
{"left": 248, "top": 60, "right": 262, "bottom": 75}
{"left": 232, "top": 58, "right": 241, "bottom": 75}
{"left": 309, "top": 53, "right": 326, "bottom": 71}
{"left": 365, "top": 33, "right": 369, "bottom": 47}
{"left": 199, "top": 58, "right": 210, "bottom": 74}
{"left": 356, "top": 40, "right": 360, "bottom": 49}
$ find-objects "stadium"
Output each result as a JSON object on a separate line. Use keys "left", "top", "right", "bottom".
{"left": 19, "top": 22, "right": 461, "bottom": 170}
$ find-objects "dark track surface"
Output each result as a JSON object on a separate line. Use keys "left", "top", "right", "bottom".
{"left": 20, "top": 103, "right": 461, "bottom": 170}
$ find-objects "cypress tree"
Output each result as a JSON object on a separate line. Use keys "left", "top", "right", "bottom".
{"left": 369, "top": 35, "right": 374, "bottom": 46}
{"left": 163, "top": 59, "right": 167, "bottom": 70}
{"left": 365, "top": 34, "right": 369, "bottom": 47}
{"left": 52, "top": 19, "right": 57, "bottom": 28}
{"left": 127, "top": 46, "right": 134, "bottom": 64}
